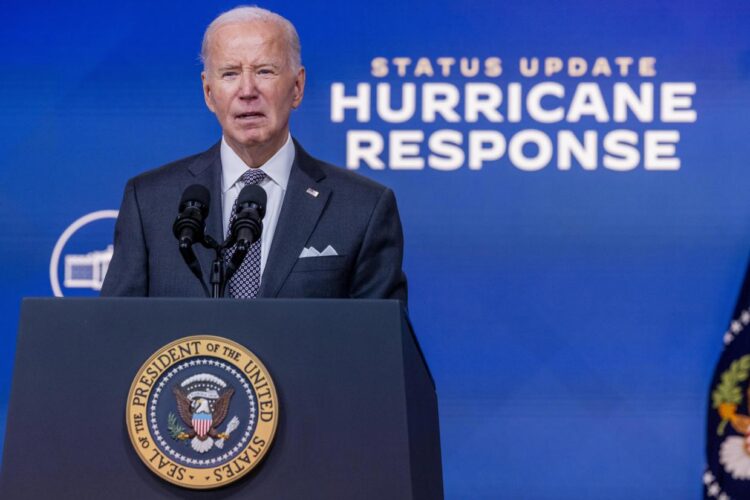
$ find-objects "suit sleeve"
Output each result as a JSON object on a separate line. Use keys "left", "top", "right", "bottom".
{"left": 100, "top": 179, "right": 149, "bottom": 296}
{"left": 349, "top": 187, "right": 408, "bottom": 305}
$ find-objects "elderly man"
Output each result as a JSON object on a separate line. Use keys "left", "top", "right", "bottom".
{"left": 100, "top": 6, "right": 407, "bottom": 303}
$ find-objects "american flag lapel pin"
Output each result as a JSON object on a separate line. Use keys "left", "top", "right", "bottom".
{"left": 306, "top": 187, "right": 319, "bottom": 198}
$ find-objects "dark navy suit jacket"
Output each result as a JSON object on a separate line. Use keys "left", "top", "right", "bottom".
{"left": 100, "top": 140, "right": 407, "bottom": 303}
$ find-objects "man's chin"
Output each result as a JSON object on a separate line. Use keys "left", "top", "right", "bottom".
{"left": 226, "top": 133, "right": 270, "bottom": 149}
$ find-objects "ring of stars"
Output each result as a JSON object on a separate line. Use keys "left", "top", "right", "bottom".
{"left": 148, "top": 357, "right": 257, "bottom": 467}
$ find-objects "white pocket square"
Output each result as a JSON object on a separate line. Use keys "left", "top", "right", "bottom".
{"left": 299, "top": 245, "right": 339, "bottom": 258}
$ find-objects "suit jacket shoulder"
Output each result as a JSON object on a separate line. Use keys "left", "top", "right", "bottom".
{"left": 129, "top": 145, "right": 220, "bottom": 192}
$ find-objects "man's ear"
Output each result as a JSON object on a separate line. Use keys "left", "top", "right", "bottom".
{"left": 202, "top": 71, "right": 216, "bottom": 113}
{"left": 292, "top": 66, "right": 306, "bottom": 109}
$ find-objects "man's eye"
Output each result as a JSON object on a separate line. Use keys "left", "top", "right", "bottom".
{"left": 221, "top": 71, "right": 238, "bottom": 78}
{"left": 257, "top": 68, "right": 275, "bottom": 76}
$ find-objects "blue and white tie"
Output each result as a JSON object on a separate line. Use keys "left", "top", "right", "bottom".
{"left": 225, "top": 169, "right": 266, "bottom": 298}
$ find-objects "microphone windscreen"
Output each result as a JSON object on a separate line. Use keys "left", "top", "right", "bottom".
{"left": 179, "top": 184, "right": 211, "bottom": 219}
{"left": 237, "top": 184, "right": 267, "bottom": 212}
{"left": 181, "top": 184, "right": 210, "bottom": 205}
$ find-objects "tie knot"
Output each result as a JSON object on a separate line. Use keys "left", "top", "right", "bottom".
{"left": 240, "top": 169, "right": 266, "bottom": 186}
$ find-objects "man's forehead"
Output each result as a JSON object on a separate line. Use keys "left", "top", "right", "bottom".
{"left": 207, "top": 21, "right": 288, "bottom": 61}
{"left": 211, "top": 21, "right": 285, "bottom": 47}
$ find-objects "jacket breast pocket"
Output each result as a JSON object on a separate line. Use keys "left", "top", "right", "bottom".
{"left": 291, "top": 255, "right": 347, "bottom": 272}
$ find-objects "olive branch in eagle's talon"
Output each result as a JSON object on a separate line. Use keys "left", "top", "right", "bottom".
{"left": 168, "top": 412, "right": 190, "bottom": 441}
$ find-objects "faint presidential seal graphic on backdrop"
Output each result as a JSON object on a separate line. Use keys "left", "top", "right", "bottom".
{"left": 49, "top": 210, "right": 118, "bottom": 296}
{"left": 705, "top": 306, "right": 750, "bottom": 499}
{"left": 126, "top": 335, "right": 279, "bottom": 489}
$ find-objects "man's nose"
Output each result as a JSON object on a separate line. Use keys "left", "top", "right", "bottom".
{"left": 238, "top": 70, "right": 258, "bottom": 98}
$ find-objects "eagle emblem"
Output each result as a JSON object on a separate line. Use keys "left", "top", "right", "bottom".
{"left": 168, "top": 373, "right": 240, "bottom": 453}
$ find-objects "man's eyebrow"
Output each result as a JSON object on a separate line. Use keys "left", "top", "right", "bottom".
{"left": 217, "top": 64, "right": 241, "bottom": 71}
{"left": 217, "top": 63, "right": 282, "bottom": 70}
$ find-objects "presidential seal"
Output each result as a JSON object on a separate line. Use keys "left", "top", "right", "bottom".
{"left": 126, "top": 335, "right": 278, "bottom": 489}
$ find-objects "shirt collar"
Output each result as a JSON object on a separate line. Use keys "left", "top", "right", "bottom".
{"left": 220, "top": 134, "right": 295, "bottom": 193}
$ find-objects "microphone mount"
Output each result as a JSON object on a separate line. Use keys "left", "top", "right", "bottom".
{"left": 173, "top": 183, "right": 266, "bottom": 299}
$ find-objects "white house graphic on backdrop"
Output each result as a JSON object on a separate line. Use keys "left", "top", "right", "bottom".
{"left": 63, "top": 245, "right": 113, "bottom": 291}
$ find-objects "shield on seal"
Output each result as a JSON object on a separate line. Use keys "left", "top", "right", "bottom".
{"left": 193, "top": 412, "right": 212, "bottom": 438}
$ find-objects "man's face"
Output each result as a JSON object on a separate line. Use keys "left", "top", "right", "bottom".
{"left": 202, "top": 21, "right": 305, "bottom": 161}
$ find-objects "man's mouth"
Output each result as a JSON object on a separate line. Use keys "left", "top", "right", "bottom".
{"left": 235, "top": 112, "right": 264, "bottom": 120}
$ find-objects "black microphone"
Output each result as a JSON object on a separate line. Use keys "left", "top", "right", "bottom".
{"left": 231, "top": 184, "right": 267, "bottom": 253}
{"left": 172, "top": 185, "right": 211, "bottom": 297}
{"left": 172, "top": 185, "right": 210, "bottom": 249}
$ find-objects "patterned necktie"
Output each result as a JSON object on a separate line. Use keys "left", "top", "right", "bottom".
{"left": 225, "top": 169, "right": 266, "bottom": 298}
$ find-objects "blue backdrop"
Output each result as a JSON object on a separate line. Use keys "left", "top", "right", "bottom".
{"left": 2, "top": 1, "right": 749, "bottom": 497}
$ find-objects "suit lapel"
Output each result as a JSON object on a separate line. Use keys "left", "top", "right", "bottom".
{"left": 259, "top": 141, "right": 330, "bottom": 297}
{"left": 187, "top": 143, "right": 223, "bottom": 283}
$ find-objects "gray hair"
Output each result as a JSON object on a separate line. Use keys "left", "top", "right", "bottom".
{"left": 200, "top": 5, "right": 302, "bottom": 71}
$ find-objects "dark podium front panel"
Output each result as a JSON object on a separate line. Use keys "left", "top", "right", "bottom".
{"left": 1, "top": 298, "right": 442, "bottom": 499}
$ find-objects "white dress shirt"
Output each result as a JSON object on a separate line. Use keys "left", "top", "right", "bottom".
{"left": 220, "top": 134, "right": 294, "bottom": 277}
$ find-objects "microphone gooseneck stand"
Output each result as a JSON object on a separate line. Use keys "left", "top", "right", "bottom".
{"left": 202, "top": 234, "right": 249, "bottom": 299}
